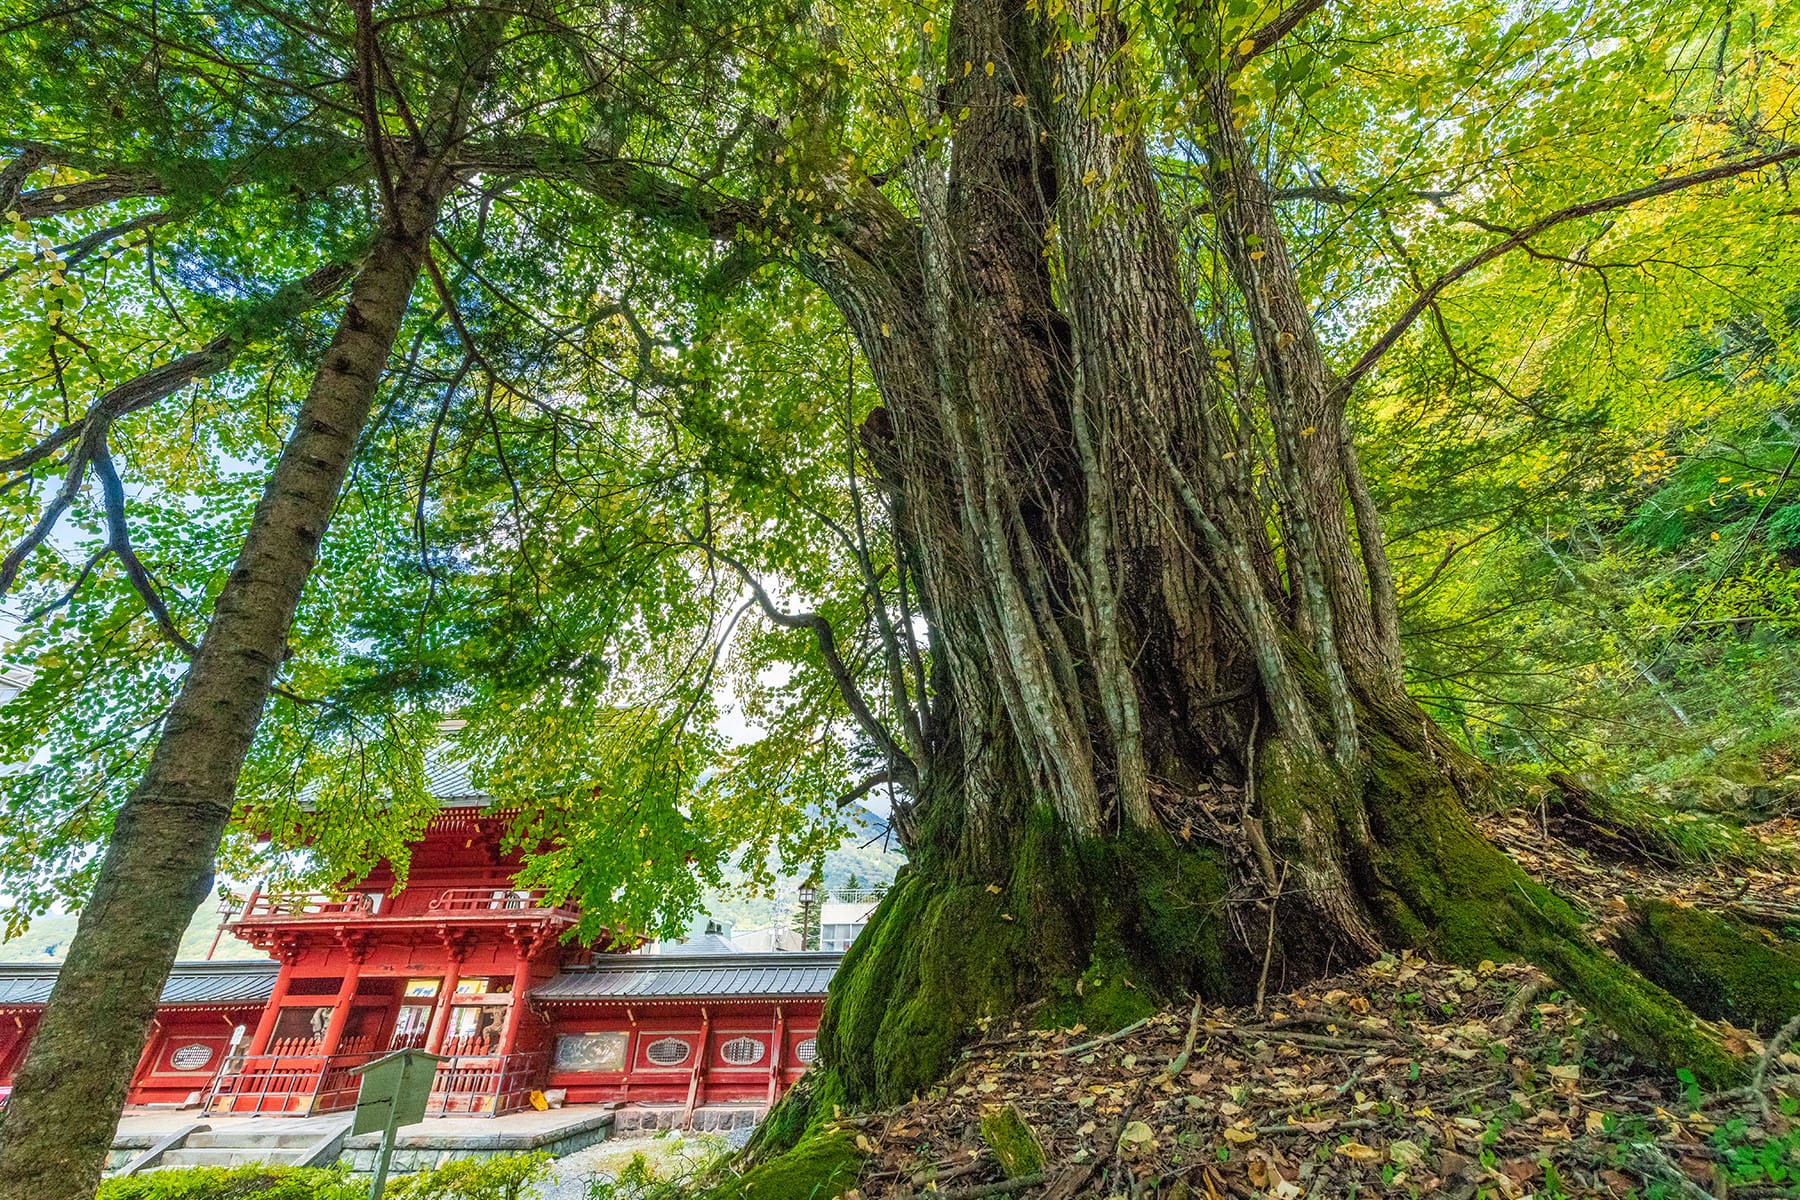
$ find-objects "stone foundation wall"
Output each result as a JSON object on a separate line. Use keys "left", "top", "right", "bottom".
{"left": 337, "top": 1112, "right": 615, "bottom": 1176}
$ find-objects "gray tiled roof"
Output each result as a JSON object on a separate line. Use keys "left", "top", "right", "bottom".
{"left": 533, "top": 952, "right": 840, "bottom": 1003}
{"left": 0, "top": 960, "right": 278, "bottom": 1008}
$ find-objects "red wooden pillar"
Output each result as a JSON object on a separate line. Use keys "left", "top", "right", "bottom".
{"left": 424, "top": 957, "right": 463, "bottom": 1054}
{"left": 246, "top": 955, "right": 296, "bottom": 1056}
{"left": 126, "top": 1018, "right": 165, "bottom": 1100}
{"left": 766, "top": 1005, "right": 786, "bottom": 1106}
{"left": 497, "top": 939, "right": 535, "bottom": 1057}
{"left": 682, "top": 1007, "right": 711, "bottom": 1127}
{"left": 318, "top": 959, "right": 363, "bottom": 1055}
{"left": 620, "top": 1007, "right": 637, "bottom": 1104}
{"left": 0, "top": 1016, "right": 33, "bottom": 1085}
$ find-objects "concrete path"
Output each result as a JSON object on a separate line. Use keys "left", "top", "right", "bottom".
{"left": 540, "top": 1129, "right": 742, "bottom": 1200}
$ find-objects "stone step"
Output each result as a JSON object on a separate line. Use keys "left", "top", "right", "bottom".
{"left": 155, "top": 1146, "right": 305, "bottom": 1168}
{"left": 186, "top": 1122, "right": 346, "bottom": 1149}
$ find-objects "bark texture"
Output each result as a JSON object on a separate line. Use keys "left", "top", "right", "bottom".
{"left": 0, "top": 166, "right": 453, "bottom": 1200}
{"left": 758, "top": 0, "right": 1751, "bottom": 1138}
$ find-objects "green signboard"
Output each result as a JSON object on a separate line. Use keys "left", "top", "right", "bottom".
{"left": 351, "top": 1049, "right": 445, "bottom": 1199}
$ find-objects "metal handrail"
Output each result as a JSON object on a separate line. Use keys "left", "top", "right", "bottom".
{"left": 823, "top": 888, "right": 888, "bottom": 904}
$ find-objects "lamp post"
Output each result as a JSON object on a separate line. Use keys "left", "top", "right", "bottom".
{"left": 796, "top": 883, "right": 817, "bottom": 952}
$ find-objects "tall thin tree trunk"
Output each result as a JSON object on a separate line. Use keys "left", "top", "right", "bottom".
{"left": 0, "top": 174, "right": 447, "bottom": 1200}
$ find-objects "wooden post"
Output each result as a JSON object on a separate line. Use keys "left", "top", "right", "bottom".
{"left": 246, "top": 956, "right": 295, "bottom": 1056}
{"left": 319, "top": 961, "right": 363, "bottom": 1056}
{"left": 682, "top": 1008, "right": 710, "bottom": 1127}
{"left": 766, "top": 1005, "right": 786, "bottom": 1106}
{"left": 423, "top": 959, "right": 462, "bottom": 1054}
{"left": 497, "top": 940, "right": 534, "bottom": 1058}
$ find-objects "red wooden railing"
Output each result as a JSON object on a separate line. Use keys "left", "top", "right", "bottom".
{"left": 203, "top": 1042, "right": 544, "bottom": 1119}
{"left": 237, "top": 892, "right": 378, "bottom": 919}
{"left": 201, "top": 1045, "right": 379, "bottom": 1116}
{"left": 426, "top": 888, "right": 573, "bottom": 915}
{"left": 232, "top": 887, "right": 575, "bottom": 922}
{"left": 426, "top": 1051, "right": 548, "bottom": 1116}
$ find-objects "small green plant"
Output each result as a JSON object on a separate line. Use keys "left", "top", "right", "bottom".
{"left": 97, "top": 1166, "right": 363, "bottom": 1200}
{"left": 1676, "top": 1067, "right": 1703, "bottom": 1109}
{"left": 1708, "top": 1116, "right": 1800, "bottom": 1188}
{"left": 98, "top": 1155, "right": 550, "bottom": 1200}
{"left": 389, "top": 1153, "right": 551, "bottom": 1200}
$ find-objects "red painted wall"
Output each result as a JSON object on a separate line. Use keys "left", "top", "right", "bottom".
{"left": 542, "top": 1001, "right": 821, "bottom": 1108}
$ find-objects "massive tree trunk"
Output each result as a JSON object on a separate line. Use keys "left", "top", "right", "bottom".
{"left": 774, "top": 0, "right": 1744, "bottom": 1126}
{"left": 0, "top": 166, "right": 452, "bottom": 1200}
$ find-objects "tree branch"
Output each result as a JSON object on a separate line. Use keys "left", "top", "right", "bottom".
{"left": 0, "top": 261, "right": 355, "bottom": 598}
{"left": 13, "top": 174, "right": 168, "bottom": 220}
{"left": 457, "top": 138, "right": 759, "bottom": 240}
{"left": 687, "top": 540, "right": 920, "bottom": 791}
{"left": 1344, "top": 144, "right": 1800, "bottom": 390}
{"left": 91, "top": 444, "right": 198, "bottom": 656}
{"left": 1232, "top": 0, "right": 1330, "bottom": 69}
{"left": 833, "top": 770, "right": 894, "bottom": 809}
{"left": 0, "top": 144, "right": 47, "bottom": 214}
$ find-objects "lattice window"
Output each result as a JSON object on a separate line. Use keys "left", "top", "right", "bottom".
{"left": 794, "top": 1037, "right": 818, "bottom": 1064}
{"left": 644, "top": 1036, "right": 691, "bottom": 1067}
{"left": 720, "top": 1036, "right": 765, "bottom": 1066}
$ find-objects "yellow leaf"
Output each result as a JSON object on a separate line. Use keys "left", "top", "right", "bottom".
{"left": 1082, "top": 169, "right": 1098, "bottom": 186}
{"left": 1237, "top": 38, "right": 1256, "bottom": 55}
{"left": 923, "top": 18, "right": 934, "bottom": 32}
{"left": 1248, "top": 249, "right": 1265, "bottom": 260}
{"left": 907, "top": 73, "right": 924, "bottom": 89}
{"left": 986, "top": 883, "right": 1003, "bottom": 893}
{"left": 1222, "top": 1126, "right": 1257, "bottom": 1144}
{"left": 985, "top": 61, "right": 995, "bottom": 76}
{"left": 1300, "top": 426, "right": 1316, "bottom": 436}
{"left": 1336, "top": 1141, "right": 1380, "bottom": 1163}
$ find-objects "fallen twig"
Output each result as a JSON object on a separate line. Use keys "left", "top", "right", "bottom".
{"left": 1163, "top": 997, "right": 1204, "bottom": 1079}
{"left": 1496, "top": 979, "right": 1542, "bottom": 1032}
{"left": 1053, "top": 1016, "right": 1153, "bottom": 1056}
{"left": 1705, "top": 1010, "right": 1800, "bottom": 1121}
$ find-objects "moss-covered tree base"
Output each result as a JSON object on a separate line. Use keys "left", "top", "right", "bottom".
{"left": 1351, "top": 730, "right": 1745, "bottom": 1087}
{"left": 816, "top": 811, "right": 1236, "bottom": 1109}
{"left": 814, "top": 737, "right": 1743, "bottom": 1123}
{"left": 1613, "top": 899, "right": 1800, "bottom": 1033}
{"left": 702, "top": 1130, "right": 865, "bottom": 1200}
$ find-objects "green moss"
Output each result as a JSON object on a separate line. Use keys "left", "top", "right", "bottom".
{"left": 747, "top": 1068, "right": 846, "bottom": 1159}
{"left": 702, "top": 1130, "right": 864, "bottom": 1200}
{"left": 1358, "top": 730, "right": 1745, "bottom": 1088}
{"left": 978, "top": 1104, "right": 1044, "bottom": 1178}
{"left": 1615, "top": 900, "right": 1800, "bottom": 1032}
{"left": 818, "top": 867, "right": 1031, "bottom": 1106}
{"left": 1038, "top": 952, "right": 1155, "bottom": 1032}
{"left": 819, "top": 806, "right": 1232, "bottom": 1109}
